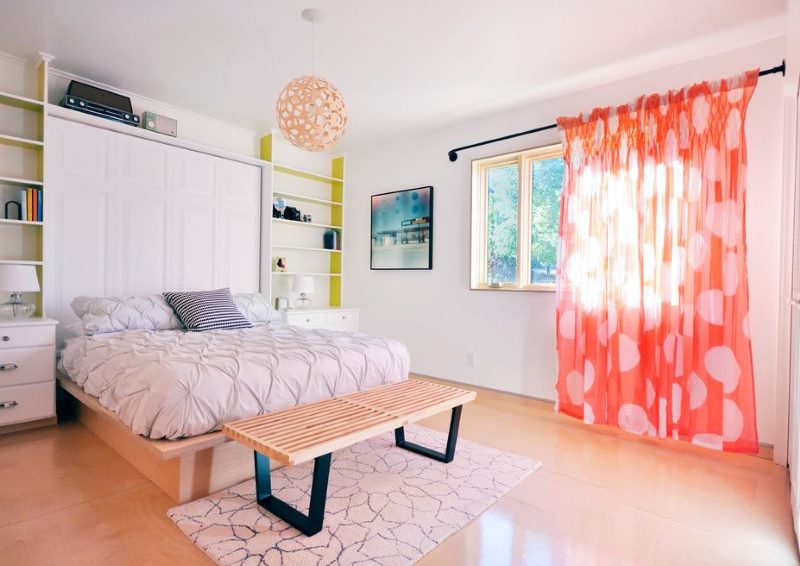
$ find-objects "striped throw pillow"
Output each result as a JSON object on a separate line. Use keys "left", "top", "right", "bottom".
{"left": 163, "top": 288, "right": 253, "bottom": 331}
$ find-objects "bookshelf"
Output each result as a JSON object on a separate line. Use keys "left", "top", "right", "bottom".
{"left": 0, "top": 53, "right": 51, "bottom": 316}
{"left": 261, "top": 133, "right": 345, "bottom": 308}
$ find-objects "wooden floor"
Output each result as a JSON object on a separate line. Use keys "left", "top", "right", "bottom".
{"left": 0, "top": 376, "right": 797, "bottom": 565}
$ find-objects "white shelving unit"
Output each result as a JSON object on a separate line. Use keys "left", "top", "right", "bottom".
{"left": 262, "top": 133, "right": 345, "bottom": 309}
{"left": 0, "top": 54, "right": 51, "bottom": 317}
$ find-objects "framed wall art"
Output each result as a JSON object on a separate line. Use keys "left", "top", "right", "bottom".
{"left": 370, "top": 186, "right": 433, "bottom": 270}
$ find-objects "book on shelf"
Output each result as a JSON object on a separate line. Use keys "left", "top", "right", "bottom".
{"left": 19, "top": 188, "right": 42, "bottom": 222}
{"left": 19, "top": 189, "right": 26, "bottom": 221}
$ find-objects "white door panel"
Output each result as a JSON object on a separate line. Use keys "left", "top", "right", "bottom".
{"left": 174, "top": 206, "right": 216, "bottom": 291}
{"left": 119, "top": 197, "right": 167, "bottom": 295}
{"left": 217, "top": 160, "right": 260, "bottom": 205}
{"left": 114, "top": 135, "right": 168, "bottom": 191}
{"left": 171, "top": 149, "right": 216, "bottom": 199}
{"left": 220, "top": 208, "right": 259, "bottom": 292}
{"left": 53, "top": 119, "right": 109, "bottom": 181}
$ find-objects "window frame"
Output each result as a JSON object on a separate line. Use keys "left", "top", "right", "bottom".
{"left": 470, "top": 142, "right": 563, "bottom": 292}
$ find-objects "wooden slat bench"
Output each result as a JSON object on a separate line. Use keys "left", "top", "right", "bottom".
{"left": 223, "top": 379, "right": 476, "bottom": 535}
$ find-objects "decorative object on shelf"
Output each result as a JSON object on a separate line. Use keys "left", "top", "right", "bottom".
{"left": 275, "top": 8, "right": 347, "bottom": 152}
{"left": 275, "top": 296, "right": 289, "bottom": 311}
{"left": 0, "top": 264, "right": 39, "bottom": 319}
{"left": 324, "top": 229, "right": 338, "bottom": 250}
{"left": 302, "top": 214, "right": 312, "bottom": 223}
{"left": 142, "top": 111, "right": 178, "bottom": 137}
{"left": 273, "top": 197, "right": 287, "bottom": 218}
{"left": 284, "top": 206, "right": 302, "bottom": 221}
{"left": 371, "top": 186, "right": 433, "bottom": 270}
{"left": 4, "top": 200, "right": 21, "bottom": 220}
{"left": 292, "top": 275, "right": 315, "bottom": 308}
{"left": 273, "top": 256, "right": 288, "bottom": 272}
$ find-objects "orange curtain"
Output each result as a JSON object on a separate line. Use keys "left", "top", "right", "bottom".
{"left": 555, "top": 70, "right": 759, "bottom": 452}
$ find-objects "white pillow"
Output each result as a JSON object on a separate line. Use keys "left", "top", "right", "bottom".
{"left": 70, "top": 294, "right": 184, "bottom": 335}
{"left": 233, "top": 293, "right": 284, "bottom": 323}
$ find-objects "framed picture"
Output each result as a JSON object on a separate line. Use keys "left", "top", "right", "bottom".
{"left": 371, "top": 186, "right": 433, "bottom": 270}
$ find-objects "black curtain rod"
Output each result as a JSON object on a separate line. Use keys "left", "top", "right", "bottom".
{"left": 447, "top": 60, "right": 786, "bottom": 162}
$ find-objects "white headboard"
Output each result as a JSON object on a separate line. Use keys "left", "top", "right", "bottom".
{"left": 44, "top": 116, "right": 271, "bottom": 343}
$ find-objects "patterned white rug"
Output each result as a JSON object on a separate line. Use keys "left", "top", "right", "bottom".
{"left": 169, "top": 425, "right": 541, "bottom": 565}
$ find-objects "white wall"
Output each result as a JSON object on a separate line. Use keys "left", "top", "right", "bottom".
{"left": 343, "top": 38, "right": 786, "bottom": 445}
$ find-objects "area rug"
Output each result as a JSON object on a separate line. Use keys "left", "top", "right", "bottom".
{"left": 169, "top": 425, "right": 541, "bottom": 565}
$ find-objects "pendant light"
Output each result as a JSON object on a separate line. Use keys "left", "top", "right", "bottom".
{"left": 276, "top": 8, "right": 347, "bottom": 152}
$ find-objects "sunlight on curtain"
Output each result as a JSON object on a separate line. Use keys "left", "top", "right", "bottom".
{"left": 554, "top": 70, "right": 759, "bottom": 452}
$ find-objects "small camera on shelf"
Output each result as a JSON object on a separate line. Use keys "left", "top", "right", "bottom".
{"left": 284, "top": 206, "right": 302, "bottom": 221}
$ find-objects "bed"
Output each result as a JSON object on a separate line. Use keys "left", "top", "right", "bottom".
{"left": 60, "top": 323, "right": 410, "bottom": 440}
{"left": 57, "top": 294, "right": 410, "bottom": 502}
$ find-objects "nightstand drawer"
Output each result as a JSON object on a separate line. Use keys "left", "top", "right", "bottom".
{"left": 0, "top": 325, "right": 55, "bottom": 349}
{"left": 324, "top": 310, "right": 359, "bottom": 325}
{"left": 0, "top": 382, "right": 55, "bottom": 426}
{"left": 0, "top": 346, "right": 55, "bottom": 387}
{"left": 287, "top": 312, "right": 326, "bottom": 328}
{"left": 327, "top": 322, "right": 360, "bottom": 333}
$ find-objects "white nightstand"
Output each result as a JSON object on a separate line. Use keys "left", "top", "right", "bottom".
{"left": 0, "top": 317, "right": 58, "bottom": 433}
{"left": 285, "top": 307, "right": 359, "bottom": 332}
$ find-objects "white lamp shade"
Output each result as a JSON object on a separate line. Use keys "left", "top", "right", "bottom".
{"left": 0, "top": 264, "right": 40, "bottom": 292}
{"left": 292, "top": 275, "right": 315, "bottom": 294}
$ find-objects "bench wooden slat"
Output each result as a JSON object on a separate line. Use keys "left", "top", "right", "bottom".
{"left": 223, "top": 380, "right": 476, "bottom": 465}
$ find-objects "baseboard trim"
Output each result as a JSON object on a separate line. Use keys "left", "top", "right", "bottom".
{"left": 0, "top": 416, "right": 57, "bottom": 436}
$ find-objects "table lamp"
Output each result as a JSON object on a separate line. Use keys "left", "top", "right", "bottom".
{"left": 0, "top": 264, "right": 39, "bottom": 319}
{"left": 292, "top": 275, "right": 314, "bottom": 308}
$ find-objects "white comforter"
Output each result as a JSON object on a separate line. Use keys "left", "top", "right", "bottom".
{"left": 59, "top": 324, "right": 410, "bottom": 439}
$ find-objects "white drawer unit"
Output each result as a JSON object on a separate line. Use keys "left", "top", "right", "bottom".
{"left": 286, "top": 308, "right": 360, "bottom": 332}
{"left": 0, "top": 346, "right": 56, "bottom": 387}
{"left": 0, "top": 323, "right": 55, "bottom": 349}
{"left": 0, "top": 382, "right": 55, "bottom": 426}
{"left": 287, "top": 311, "right": 327, "bottom": 329}
{"left": 0, "top": 318, "right": 58, "bottom": 430}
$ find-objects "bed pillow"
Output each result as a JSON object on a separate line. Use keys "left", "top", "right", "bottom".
{"left": 70, "top": 294, "right": 184, "bottom": 335}
{"left": 233, "top": 293, "right": 284, "bottom": 323}
{"left": 163, "top": 288, "right": 253, "bottom": 331}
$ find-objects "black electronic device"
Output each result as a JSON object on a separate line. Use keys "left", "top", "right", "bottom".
{"left": 284, "top": 206, "right": 302, "bottom": 221}
{"left": 61, "top": 80, "right": 140, "bottom": 127}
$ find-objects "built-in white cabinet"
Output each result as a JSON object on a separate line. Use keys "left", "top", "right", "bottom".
{"left": 0, "top": 318, "right": 57, "bottom": 431}
{"left": 285, "top": 307, "right": 359, "bottom": 333}
{"left": 45, "top": 117, "right": 266, "bottom": 344}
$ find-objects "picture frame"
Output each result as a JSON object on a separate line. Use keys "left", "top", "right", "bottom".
{"left": 370, "top": 186, "right": 433, "bottom": 270}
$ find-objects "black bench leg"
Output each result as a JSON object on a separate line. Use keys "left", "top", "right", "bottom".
{"left": 394, "top": 405, "right": 463, "bottom": 463}
{"left": 254, "top": 451, "right": 332, "bottom": 536}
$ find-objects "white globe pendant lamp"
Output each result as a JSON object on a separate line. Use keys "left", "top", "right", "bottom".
{"left": 276, "top": 9, "right": 347, "bottom": 152}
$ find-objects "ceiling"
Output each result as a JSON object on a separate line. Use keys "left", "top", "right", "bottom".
{"left": 0, "top": 0, "right": 787, "bottom": 149}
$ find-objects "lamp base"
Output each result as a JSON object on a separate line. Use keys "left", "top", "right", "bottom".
{"left": 297, "top": 293, "right": 312, "bottom": 308}
{"left": 0, "top": 293, "right": 35, "bottom": 320}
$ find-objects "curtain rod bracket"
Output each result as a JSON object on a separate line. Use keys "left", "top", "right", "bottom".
{"left": 447, "top": 61, "right": 786, "bottom": 162}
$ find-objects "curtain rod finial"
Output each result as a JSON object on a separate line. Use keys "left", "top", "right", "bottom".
{"left": 448, "top": 150, "right": 458, "bottom": 162}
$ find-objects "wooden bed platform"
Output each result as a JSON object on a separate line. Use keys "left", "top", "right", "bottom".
{"left": 57, "top": 374, "right": 257, "bottom": 503}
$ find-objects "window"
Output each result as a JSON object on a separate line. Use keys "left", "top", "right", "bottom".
{"left": 470, "top": 143, "right": 564, "bottom": 291}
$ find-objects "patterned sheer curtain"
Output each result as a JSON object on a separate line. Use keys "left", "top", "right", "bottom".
{"left": 554, "top": 70, "right": 759, "bottom": 452}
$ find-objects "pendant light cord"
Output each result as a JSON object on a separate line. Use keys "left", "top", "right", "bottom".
{"left": 311, "top": 18, "right": 316, "bottom": 76}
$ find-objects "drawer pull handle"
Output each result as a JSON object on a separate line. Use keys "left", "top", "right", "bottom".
{"left": 0, "top": 400, "right": 18, "bottom": 409}
{"left": 1, "top": 336, "right": 8, "bottom": 342}
{"left": 306, "top": 318, "right": 311, "bottom": 323}
{"left": 0, "top": 363, "right": 18, "bottom": 371}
